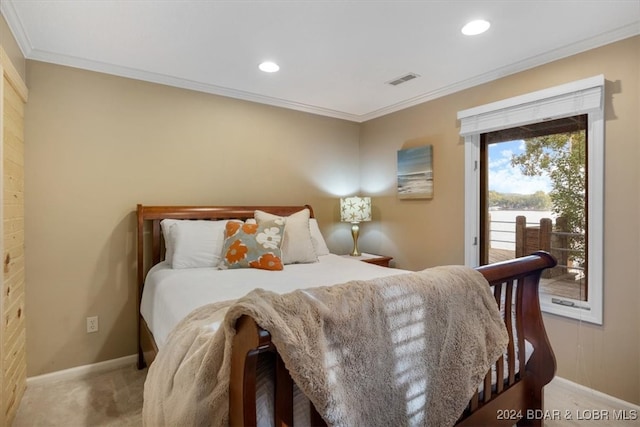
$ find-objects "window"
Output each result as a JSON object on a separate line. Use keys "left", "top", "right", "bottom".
{"left": 482, "top": 115, "right": 588, "bottom": 302}
{"left": 458, "top": 76, "right": 604, "bottom": 324}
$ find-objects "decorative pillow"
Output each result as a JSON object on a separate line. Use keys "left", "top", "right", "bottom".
{"left": 309, "top": 218, "right": 330, "bottom": 256}
{"left": 254, "top": 209, "right": 318, "bottom": 264}
{"left": 222, "top": 220, "right": 285, "bottom": 271}
{"left": 165, "top": 220, "right": 230, "bottom": 269}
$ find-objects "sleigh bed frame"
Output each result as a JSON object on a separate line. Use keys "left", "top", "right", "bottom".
{"left": 136, "top": 204, "right": 557, "bottom": 427}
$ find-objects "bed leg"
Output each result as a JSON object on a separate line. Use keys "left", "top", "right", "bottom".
{"left": 137, "top": 347, "right": 147, "bottom": 370}
{"left": 516, "top": 388, "right": 544, "bottom": 427}
{"left": 517, "top": 417, "right": 542, "bottom": 427}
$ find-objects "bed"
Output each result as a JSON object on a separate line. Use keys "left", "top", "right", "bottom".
{"left": 136, "top": 204, "right": 557, "bottom": 426}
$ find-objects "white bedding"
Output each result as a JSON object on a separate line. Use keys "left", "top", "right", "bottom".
{"left": 141, "top": 254, "right": 406, "bottom": 349}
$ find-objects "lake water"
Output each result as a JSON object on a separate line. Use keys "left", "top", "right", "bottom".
{"left": 489, "top": 210, "right": 555, "bottom": 250}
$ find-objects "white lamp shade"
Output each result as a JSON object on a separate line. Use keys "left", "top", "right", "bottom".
{"left": 340, "top": 196, "right": 372, "bottom": 223}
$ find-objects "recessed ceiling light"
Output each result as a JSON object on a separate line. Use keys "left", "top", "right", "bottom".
{"left": 259, "top": 61, "right": 280, "bottom": 73}
{"left": 461, "top": 19, "right": 491, "bottom": 36}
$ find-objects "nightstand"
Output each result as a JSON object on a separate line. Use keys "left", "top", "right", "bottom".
{"left": 342, "top": 253, "right": 393, "bottom": 267}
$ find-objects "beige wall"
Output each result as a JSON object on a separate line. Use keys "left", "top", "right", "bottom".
{"left": 359, "top": 36, "right": 640, "bottom": 404}
{"left": 24, "top": 61, "right": 360, "bottom": 375}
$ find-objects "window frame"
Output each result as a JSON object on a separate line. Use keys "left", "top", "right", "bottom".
{"left": 458, "top": 75, "right": 604, "bottom": 325}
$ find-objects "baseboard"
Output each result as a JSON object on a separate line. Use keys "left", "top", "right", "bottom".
{"left": 552, "top": 376, "right": 640, "bottom": 410}
{"left": 26, "top": 354, "right": 139, "bottom": 386}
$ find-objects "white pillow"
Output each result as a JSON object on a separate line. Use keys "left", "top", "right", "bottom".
{"left": 162, "top": 220, "right": 229, "bottom": 269}
{"left": 254, "top": 209, "right": 318, "bottom": 264}
{"left": 160, "top": 219, "right": 180, "bottom": 264}
{"left": 309, "top": 218, "right": 330, "bottom": 256}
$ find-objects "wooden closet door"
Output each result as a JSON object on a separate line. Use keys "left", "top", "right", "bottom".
{"left": 1, "top": 51, "right": 27, "bottom": 427}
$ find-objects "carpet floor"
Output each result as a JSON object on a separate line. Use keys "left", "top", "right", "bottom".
{"left": 12, "top": 363, "right": 639, "bottom": 426}
{"left": 13, "top": 364, "right": 146, "bottom": 427}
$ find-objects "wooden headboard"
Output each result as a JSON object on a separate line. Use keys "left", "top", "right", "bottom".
{"left": 135, "top": 204, "right": 314, "bottom": 368}
{"left": 136, "top": 204, "right": 314, "bottom": 295}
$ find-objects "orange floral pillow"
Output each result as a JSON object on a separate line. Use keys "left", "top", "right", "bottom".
{"left": 221, "top": 220, "right": 284, "bottom": 271}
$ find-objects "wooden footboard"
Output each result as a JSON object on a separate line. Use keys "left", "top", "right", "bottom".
{"left": 230, "top": 251, "right": 557, "bottom": 427}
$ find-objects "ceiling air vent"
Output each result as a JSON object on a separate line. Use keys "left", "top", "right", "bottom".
{"left": 387, "top": 73, "right": 420, "bottom": 86}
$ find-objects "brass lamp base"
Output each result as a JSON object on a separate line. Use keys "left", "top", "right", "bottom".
{"left": 349, "top": 223, "right": 361, "bottom": 256}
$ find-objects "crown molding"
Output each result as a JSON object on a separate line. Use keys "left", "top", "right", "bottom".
{"left": 26, "top": 48, "right": 364, "bottom": 122}
{"left": 2, "top": 0, "right": 638, "bottom": 123}
{"left": 0, "top": 1, "right": 32, "bottom": 59}
{"left": 359, "top": 21, "right": 639, "bottom": 122}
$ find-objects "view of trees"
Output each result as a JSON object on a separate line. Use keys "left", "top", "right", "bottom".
{"left": 510, "top": 132, "right": 585, "bottom": 233}
{"left": 488, "top": 190, "right": 551, "bottom": 210}
{"left": 510, "top": 130, "right": 587, "bottom": 264}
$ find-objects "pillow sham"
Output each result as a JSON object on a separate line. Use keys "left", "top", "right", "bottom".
{"left": 254, "top": 209, "right": 318, "bottom": 264}
{"left": 168, "top": 220, "right": 230, "bottom": 269}
{"left": 160, "top": 219, "right": 180, "bottom": 264}
{"left": 309, "top": 218, "right": 330, "bottom": 256}
{"left": 222, "top": 220, "right": 285, "bottom": 271}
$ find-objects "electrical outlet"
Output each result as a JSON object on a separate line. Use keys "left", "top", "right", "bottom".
{"left": 86, "top": 316, "right": 99, "bottom": 333}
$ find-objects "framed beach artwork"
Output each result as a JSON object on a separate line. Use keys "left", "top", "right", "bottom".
{"left": 397, "top": 145, "right": 434, "bottom": 199}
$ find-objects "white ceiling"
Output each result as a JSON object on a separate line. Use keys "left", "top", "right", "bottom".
{"left": 2, "top": 1, "right": 639, "bottom": 122}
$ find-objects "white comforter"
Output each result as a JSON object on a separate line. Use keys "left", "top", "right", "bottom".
{"left": 141, "top": 254, "right": 406, "bottom": 348}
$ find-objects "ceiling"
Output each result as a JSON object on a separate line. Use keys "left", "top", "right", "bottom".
{"left": 2, "top": 1, "right": 639, "bottom": 122}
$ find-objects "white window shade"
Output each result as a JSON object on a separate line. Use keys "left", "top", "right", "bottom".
{"left": 458, "top": 75, "right": 604, "bottom": 136}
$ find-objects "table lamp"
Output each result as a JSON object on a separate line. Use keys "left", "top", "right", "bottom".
{"left": 340, "top": 196, "right": 372, "bottom": 256}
